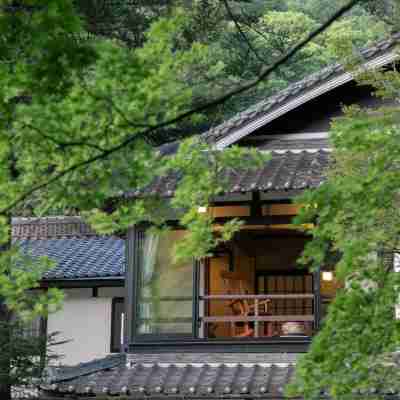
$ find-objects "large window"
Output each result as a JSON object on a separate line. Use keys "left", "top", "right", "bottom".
{"left": 131, "top": 227, "right": 323, "bottom": 343}
{"left": 136, "top": 230, "right": 193, "bottom": 336}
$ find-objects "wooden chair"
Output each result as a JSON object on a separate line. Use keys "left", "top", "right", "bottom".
{"left": 220, "top": 271, "right": 270, "bottom": 337}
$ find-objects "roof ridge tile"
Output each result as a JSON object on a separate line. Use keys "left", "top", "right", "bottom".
{"left": 12, "top": 215, "right": 100, "bottom": 240}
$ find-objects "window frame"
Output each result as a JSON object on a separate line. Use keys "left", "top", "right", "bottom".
{"left": 130, "top": 226, "right": 197, "bottom": 342}
{"left": 110, "top": 297, "right": 125, "bottom": 353}
{"left": 128, "top": 225, "right": 320, "bottom": 348}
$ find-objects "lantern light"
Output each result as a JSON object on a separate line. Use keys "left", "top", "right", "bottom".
{"left": 322, "top": 271, "right": 333, "bottom": 281}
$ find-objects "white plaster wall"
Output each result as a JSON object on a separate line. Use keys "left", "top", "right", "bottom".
{"left": 98, "top": 286, "right": 125, "bottom": 298}
{"left": 47, "top": 287, "right": 124, "bottom": 366}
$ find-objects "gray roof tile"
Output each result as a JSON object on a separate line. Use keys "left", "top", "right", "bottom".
{"left": 12, "top": 216, "right": 97, "bottom": 239}
{"left": 18, "top": 236, "right": 125, "bottom": 280}
{"left": 128, "top": 150, "right": 329, "bottom": 199}
{"left": 42, "top": 355, "right": 298, "bottom": 398}
{"left": 47, "top": 354, "right": 126, "bottom": 383}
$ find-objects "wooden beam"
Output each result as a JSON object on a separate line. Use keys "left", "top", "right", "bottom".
{"left": 209, "top": 205, "right": 250, "bottom": 218}
{"left": 263, "top": 203, "right": 301, "bottom": 216}
{"left": 202, "top": 294, "right": 314, "bottom": 300}
{"left": 40, "top": 278, "right": 124, "bottom": 289}
{"left": 202, "top": 315, "right": 314, "bottom": 323}
{"left": 213, "top": 215, "right": 295, "bottom": 225}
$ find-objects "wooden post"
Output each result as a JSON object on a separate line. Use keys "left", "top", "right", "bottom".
{"left": 254, "top": 299, "right": 259, "bottom": 337}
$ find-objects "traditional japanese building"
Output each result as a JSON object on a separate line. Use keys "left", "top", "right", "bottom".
{"left": 39, "top": 33, "right": 400, "bottom": 399}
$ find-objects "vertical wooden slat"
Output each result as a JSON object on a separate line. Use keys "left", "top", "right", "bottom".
{"left": 254, "top": 299, "right": 259, "bottom": 337}
{"left": 283, "top": 276, "right": 287, "bottom": 317}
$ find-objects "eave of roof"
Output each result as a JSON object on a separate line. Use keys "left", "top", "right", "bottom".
{"left": 39, "top": 277, "right": 124, "bottom": 289}
{"left": 202, "top": 33, "right": 400, "bottom": 149}
{"left": 126, "top": 149, "right": 329, "bottom": 199}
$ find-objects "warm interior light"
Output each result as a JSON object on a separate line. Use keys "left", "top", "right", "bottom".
{"left": 197, "top": 206, "right": 208, "bottom": 213}
{"left": 322, "top": 271, "right": 333, "bottom": 281}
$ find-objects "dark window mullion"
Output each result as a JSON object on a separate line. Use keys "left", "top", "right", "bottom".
{"left": 111, "top": 297, "right": 124, "bottom": 353}
{"left": 193, "top": 260, "right": 200, "bottom": 339}
{"left": 128, "top": 225, "right": 145, "bottom": 343}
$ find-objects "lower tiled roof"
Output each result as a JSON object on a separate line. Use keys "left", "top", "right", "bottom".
{"left": 12, "top": 217, "right": 125, "bottom": 281}
{"left": 42, "top": 354, "right": 296, "bottom": 398}
{"left": 41, "top": 353, "right": 400, "bottom": 399}
{"left": 47, "top": 354, "right": 126, "bottom": 383}
{"left": 18, "top": 236, "right": 125, "bottom": 280}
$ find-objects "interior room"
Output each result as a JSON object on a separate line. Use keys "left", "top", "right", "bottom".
{"left": 134, "top": 218, "right": 339, "bottom": 339}
{"left": 201, "top": 229, "right": 315, "bottom": 339}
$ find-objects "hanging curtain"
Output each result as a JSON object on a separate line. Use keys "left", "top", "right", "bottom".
{"left": 139, "top": 233, "right": 160, "bottom": 333}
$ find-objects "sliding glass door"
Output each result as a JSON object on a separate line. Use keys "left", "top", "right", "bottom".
{"left": 135, "top": 230, "right": 194, "bottom": 336}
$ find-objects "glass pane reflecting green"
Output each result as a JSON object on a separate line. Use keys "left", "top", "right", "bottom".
{"left": 137, "top": 230, "right": 193, "bottom": 335}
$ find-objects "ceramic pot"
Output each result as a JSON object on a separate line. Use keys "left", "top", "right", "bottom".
{"left": 281, "top": 322, "right": 305, "bottom": 335}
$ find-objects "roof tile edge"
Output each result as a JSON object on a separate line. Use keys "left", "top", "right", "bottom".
{"left": 12, "top": 216, "right": 99, "bottom": 240}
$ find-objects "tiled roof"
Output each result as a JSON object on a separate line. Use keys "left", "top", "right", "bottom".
{"left": 203, "top": 33, "right": 400, "bottom": 148}
{"left": 18, "top": 236, "right": 125, "bottom": 280}
{"left": 127, "top": 150, "right": 329, "bottom": 199}
{"left": 12, "top": 216, "right": 98, "bottom": 239}
{"left": 47, "top": 354, "right": 126, "bottom": 383}
{"left": 126, "top": 37, "right": 400, "bottom": 199}
{"left": 42, "top": 353, "right": 400, "bottom": 399}
{"left": 42, "top": 355, "right": 297, "bottom": 398}
{"left": 13, "top": 217, "right": 125, "bottom": 281}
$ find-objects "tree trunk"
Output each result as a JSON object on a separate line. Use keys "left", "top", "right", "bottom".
{"left": 0, "top": 302, "right": 12, "bottom": 400}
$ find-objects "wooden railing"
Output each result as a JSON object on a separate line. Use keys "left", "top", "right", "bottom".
{"left": 200, "top": 294, "right": 315, "bottom": 338}
{"left": 137, "top": 294, "right": 315, "bottom": 338}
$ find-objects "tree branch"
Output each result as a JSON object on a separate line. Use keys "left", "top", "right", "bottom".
{"left": 22, "top": 123, "right": 106, "bottom": 152}
{"left": 221, "top": 0, "right": 267, "bottom": 65}
{"left": 79, "top": 81, "right": 152, "bottom": 131}
{"left": 0, "top": 0, "right": 363, "bottom": 214}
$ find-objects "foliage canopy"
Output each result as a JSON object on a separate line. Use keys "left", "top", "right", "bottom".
{"left": 0, "top": 1, "right": 399, "bottom": 399}
{"left": 289, "top": 60, "right": 400, "bottom": 398}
